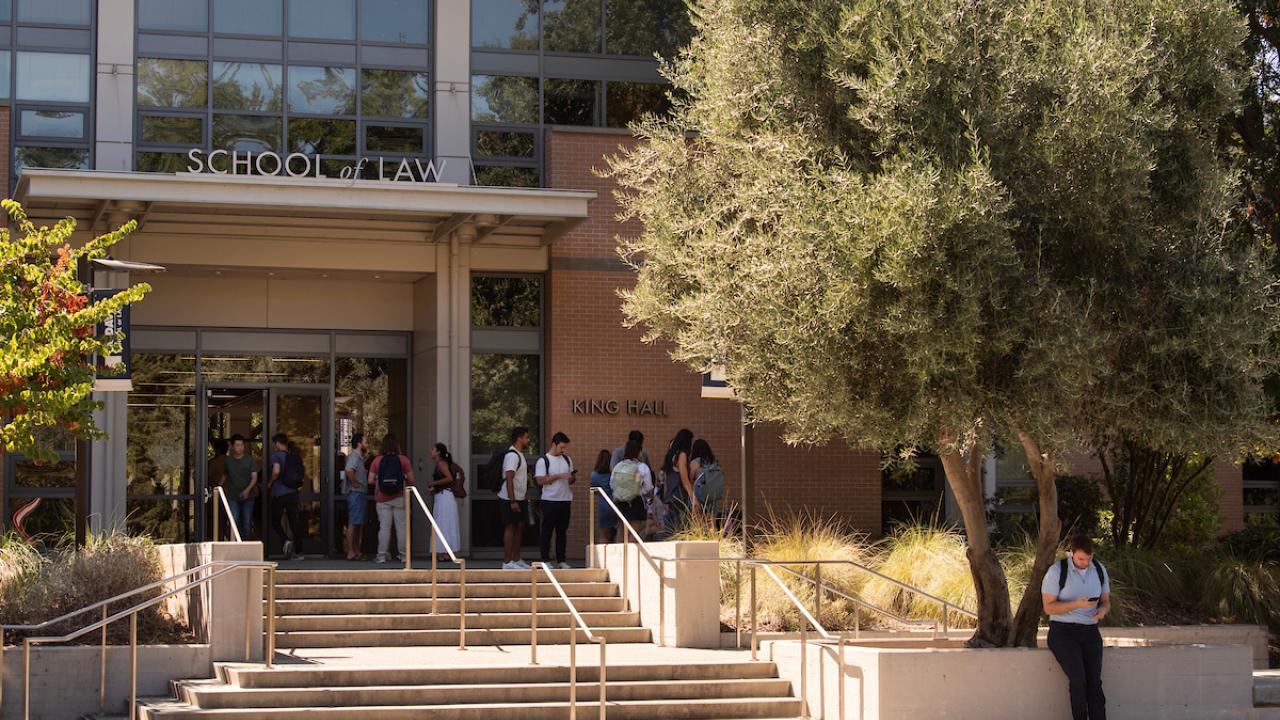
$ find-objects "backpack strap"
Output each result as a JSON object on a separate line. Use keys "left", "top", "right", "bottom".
{"left": 1057, "top": 557, "right": 1069, "bottom": 594}
{"left": 1093, "top": 559, "right": 1106, "bottom": 587}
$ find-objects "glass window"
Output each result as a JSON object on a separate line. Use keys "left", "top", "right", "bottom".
{"left": 7, "top": 498, "right": 74, "bottom": 541}
{"left": 471, "top": 0, "right": 537, "bottom": 50}
{"left": 473, "top": 164, "right": 539, "bottom": 187}
{"left": 288, "top": 0, "right": 355, "bottom": 40}
{"left": 605, "top": 0, "right": 692, "bottom": 57}
{"left": 10, "top": 456, "right": 75, "bottom": 489}
{"left": 289, "top": 117, "right": 356, "bottom": 155}
{"left": 213, "top": 62, "right": 283, "bottom": 112}
{"left": 471, "top": 353, "right": 541, "bottom": 456}
{"left": 365, "top": 125, "right": 423, "bottom": 153}
{"left": 335, "top": 357, "right": 408, "bottom": 455}
{"left": 360, "top": 0, "right": 427, "bottom": 45}
{"left": 472, "top": 276, "right": 542, "bottom": 326}
{"left": 214, "top": 0, "right": 283, "bottom": 35}
{"left": 137, "top": 58, "right": 208, "bottom": 108}
{"left": 17, "top": 0, "right": 89, "bottom": 24}
{"left": 199, "top": 356, "right": 331, "bottom": 383}
{"left": 0, "top": 0, "right": 9, "bottom": 22}
{"left": 475, "top": 130, "right": 535, "bottom": 158}
{"left": 138, "top": 0, "right": 208, "bottom": 32}
{"left": 361, "top": 68, "right": 429, "bottom": 118}
{"left": 543, "top": 77, "right": 597, "bottom": 125}
{"left": 14, "top": 146, "right": 91, "bottom": 172}
{"left": 543, "top": 0, "right": 600, "bottom": 54}
{"left": 127, "top": 354, "right": 197, "bottom": 498}
{"left": 0, "top": 52, "right": 10, "bottom": 99}
{"left": 20, "top": 110, "right": 84, "bottom": 138}
{"left": 136, "top": 151, "right": 194, "bottom": 173}
{"left": 288, "top": 65, "right": 356, "bottom": 114}
{"left": 606, "top": 81, "right": 669, "bottom": 127}
{"left": 212, "top": 114, "right": 282, "bottom": 153}
{"left": 141, "top": 115, "right": 204, "bottom": 145}
{"left": 16, "top": 52, "right": 90, "bottom": 103}
{"left": 471, "top": 74, "right": 538, "bottom": 124}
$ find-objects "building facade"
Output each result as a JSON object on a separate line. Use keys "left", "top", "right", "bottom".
{"left": 0, "top": 0, "right": 1267, "bottom": 559}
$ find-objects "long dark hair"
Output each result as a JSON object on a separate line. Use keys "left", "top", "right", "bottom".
{"left": 435, "top": 442, "right": 452, "bottom": 464}
{"left": 593, "top": 449, "right": 611, "bottom": 475}
{"left": 663, "top": 429, "right": 694, "bottom": 473}
{"left": 691, "top": 438, "right": 715, "bottom": 465}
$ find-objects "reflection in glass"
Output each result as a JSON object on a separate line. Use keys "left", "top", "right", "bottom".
{"left": 141, "top": 115, "right": 203, "bottom": 144}
{"left": 126, "top": 499, "right": 193, "bottom": 544}
{"left": 336, "top": 357, "right": 408, "bottom": 455}
{"left": 213, "top": 62, "right": 283, "bottom": 112}
{"left": 471, "top": 74, "right": 538, "bottom": 124}
{"left": 289, "top": 118, "right": 356, "bottom": 155}
{"left": 138, "top": 0, "right": 208, "bottom": 32}
{"left": 127, "top": 354, "right": 197, "bottom": 500}
{"left": 20, "top": 110, "right": 84, "bottom": 139}
{"left": 16, "top": 52, "right": 91, "bottom": 103}
{"left": 361, "top": 0, "right": 428, "bottom": 45}
{"left": 17, "top": 0, "right": 89, "bottom": 24}
{"left": 606, "top": 81, "right": 670, "bottom": 127}
{"left": 136, "top": 151, "right": 193, "bottom": 173}
{"left": 474, "top": 130, "right": 535, "bottom": 158}
{"left": 543, "top": 77, "right": 598, "bottom": 126}
{"left": 0, "top": 52, "right": 9, "bottom": 99}
{"left": 361, "top": 69, "right": 429, "bottom": 118}
{"left": 12, "top": 457, "right": 75, "bottom": 489}
{"left": 473, "top": 165, "right": 539, "bottom": 187}
{"left": 288, "top": 0, "right": 355, "bottom": 39}
{"left": 0, "top": 0, "right": 9, "bottom": 22}
{"left": 289, "top": 66, "right": 356, "bottom": 115}
{"left": 605, "top": 0, "right": 693, "bottom": 58}
{"left": 471, "top": 353, "right": 541, "bottom": 457}
{"left": 214, "top": 0, "right": 283, "bottom": 35}
{"left": 365, "top": 125, "right": 423, "bottom": 153}
{"left": 14, "top": 147, "right": 90, "bottom": 172}
{"left": 199, "top": 355, "right": 331, "bottom": 384}
{"left": 472, "top": 0, "right": 537, "bottom": 50}
{"left": 137, "top": 58, "right": 208, "bottom": 108}
{"left": 472, "top": 276, "right": 542, "bottom": 326}
{"left": 543, "top": 0, "right": 601, "bottom": 54}
{"left": 7, "top": 498, "right": 74, "bottom": 542}
{"left": 213, "top": 114, "right": 282, "bottom": 153}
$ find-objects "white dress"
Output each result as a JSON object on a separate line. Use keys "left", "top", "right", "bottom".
{"left": 431, "top": 487, "right": 462, "bottom": 555}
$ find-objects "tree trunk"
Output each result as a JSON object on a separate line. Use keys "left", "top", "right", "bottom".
{"left": 1008, "top": 430, "right": 1060, "bottom": 647}
{"left": 938, "top": 442, "right": 1011, "bottom": 648}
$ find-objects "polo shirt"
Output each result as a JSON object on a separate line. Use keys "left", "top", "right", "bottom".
{"left": 1042, "top": 558, "right": 1110, "bottom": 625}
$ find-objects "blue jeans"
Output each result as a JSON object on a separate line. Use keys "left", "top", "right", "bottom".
{"left": 225, "top": 496, "right": 255, "bottom": 539}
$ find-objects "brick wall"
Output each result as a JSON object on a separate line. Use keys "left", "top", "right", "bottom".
{"left": 545, "top": 129, "right": 882, "bottom": 560}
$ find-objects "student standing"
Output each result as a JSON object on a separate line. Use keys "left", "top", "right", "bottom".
{"left": 368, "top": 433, "right": 415, "bottom": 565}
{"left": 499, "top": 426, "right": 532, "bottom": 570}
{"left": 690, "top": 439, "right": 725, "bottom": 519}
{"left": 535, "top": 432, "right": 576, "bottom": 568}
{"left": 268, "top": 433, "right": 307, "bottom": 560}
{"left": 660, "top": 429, "right": 697, "bottom": 535}
{"left": 591, "top": 450, "right": 617, "bottom": 544}
{"left": 343, "top": 433, "right": 368, "bottom": 561}
{"left": 610, "top": 430, "right": 651, "bottom": 472}
{"left": 609, "top": 439, "right": 653, "bottom": 539}
{"left": 429, "top": 442, "right": 463, "bottom": 559}
{"left": 1042, "top": 535, "right": 1112, "bottom": 720}
{"left": 222, "top": 435, "right": 258, "bottom": 539}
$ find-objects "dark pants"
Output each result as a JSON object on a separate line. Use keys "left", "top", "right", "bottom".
{"left": 539, "top": 500, "right": 571, "bottom": 564}
{"left": 1047, "top": 621, "right": 1106, "bottom": 720}
{"left": 269, "top": 492, "right": 305, "bottom": 555}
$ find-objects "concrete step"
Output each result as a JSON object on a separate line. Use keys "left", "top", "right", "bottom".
{"left": 138, "top": 696, "right": 804, "bottom": 719}
{"left": 274, "top": 610, "right": 642, "bottom": 632}
{"left": 274, "top": 568, "right": 609, "bottom": 585}
{"left": 1257, "top": 670, "right": 1280, "bottom": 707}
{"left": 273, "top": 625, "right": 652, "bottom": 648}
{"left": 274, "top": 582, "right": 619, "bottom": 600}
{"left": 220, "top": 661, "right": 783, "bottom": 688}
{"left": 177, "top": 678, "right": 795, "bottom": 709}
{"left": 271, "top": 596, "right": 629, "bottom": 615}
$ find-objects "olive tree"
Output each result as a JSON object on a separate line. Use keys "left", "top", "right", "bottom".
{"left": 608, "top": 0, "right": 1278, "bottom": 646}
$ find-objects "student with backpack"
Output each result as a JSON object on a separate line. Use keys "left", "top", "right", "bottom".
{"left": 367, "top": 433, "right": 415, "bottom": 565}
{"left": 1041, "top": 534, "right": 1112, "bottom": 720}
{"left": 534, "top": 432, "right": 576, "bottom": 568}
{"left": 660, "top": 429, "right": 697, "bottom": 536}
{"left": 690, "top": 439, "right": 725, "bottom": 520}
{"left": 479, "top": 427, "right": 531, "bottom": 570}
{"left": 606, "top": 439, "right": 653, "bottom": 541}
{"left": 267, "top": 433, "right": 307, "bottom": 560}
{"left": 427, "top": 442, "right": 463, "bottom": 560}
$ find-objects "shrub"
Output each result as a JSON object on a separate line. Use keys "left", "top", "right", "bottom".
{"left": 1197, "top": 556, "right": 1280, "bottom": 627}
{"left": 1220, "top": 517, "right": 1280, "bottom": 562}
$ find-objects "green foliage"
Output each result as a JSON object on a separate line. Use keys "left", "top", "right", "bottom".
{"left": 0, "top": 201, "right": 150, "bottom": 462}
{"left": 1221, "top": 516, "right": 1280, "bottom": 561}
{"left": 1099, "top": 443, "right": 1223, "bottom": 550}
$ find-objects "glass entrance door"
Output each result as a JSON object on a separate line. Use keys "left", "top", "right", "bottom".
{"left": 271, "top": 389, "right": 328, "bottom": 556}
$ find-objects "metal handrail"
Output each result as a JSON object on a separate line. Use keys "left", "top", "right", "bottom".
{"left": 588, "top": 487, "right": 668, "bottom": 644}
{"left": 530, "top": 562, "right": 606, "bottom": 720}
{"left": 405, "top": 486, "right": 467, "bottom": 648}
{"left": 211, "top": 485, "right": 244, "bottom": 542}
{"left": 750, "top": 563, "right": 842, "bottom": 720}
{"left": 3, "top": 560, "right": 277, "bottom": 720}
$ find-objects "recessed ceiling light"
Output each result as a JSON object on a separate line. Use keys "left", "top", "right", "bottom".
{"left": 214, "top": 270, "right": 222, "bottom": 275}
{"left": 374, "top": 275, "right": 382, "bottom": 279}
{"left": 321, "top": 273, "right": 329, "bottom": 278}
{"left": 268, "top": 272, "right": 276, "bottom": 276}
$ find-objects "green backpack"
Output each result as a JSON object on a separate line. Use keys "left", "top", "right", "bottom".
{"left": 611, "top": 459, "right": 643, "bottom": 502}
{"left": 695, "top": 462, "right": 725, "bottom": 511}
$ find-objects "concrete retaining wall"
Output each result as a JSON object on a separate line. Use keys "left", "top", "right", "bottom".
{"left": 592, "top": 540, "right": 720, "bottom": 648}
{"left": 156, "top": 542, "right": 265, "bottom": 662}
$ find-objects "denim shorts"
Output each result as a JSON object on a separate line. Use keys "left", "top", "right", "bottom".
{"left": 347, "top": 493, "right": 367, "bottom": 525}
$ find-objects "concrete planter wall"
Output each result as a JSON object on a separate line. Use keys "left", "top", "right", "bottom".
{"left": 592, "top": 540, "right": 721, "bottom": 648}
{"left": 765, "top": 637, "right": 1256, "bottom": 720}
{"left": 156, "top": 541, "right": 265, "bottom": 663}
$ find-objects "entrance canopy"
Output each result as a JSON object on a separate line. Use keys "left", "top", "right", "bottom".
{"left": 13, "top": 169, "right": 595, "bottom": 248}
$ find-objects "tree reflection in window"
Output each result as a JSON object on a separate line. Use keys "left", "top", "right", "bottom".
{"left": 605, "top": 0, "right": 693, "bottom": 58}
{"left": 471, "top": 74, "right": 539, "bottom": 124}
{"left": 472, "top": 276, "right": 542, "bottom": 327}
{"left": 471, "top": 353, "right": 541, "bottom": 457}
{"left": 126, "top": 354, "right": 197, "bottom": 499}
{"left": 543, "top": 0, "right": 601, "bottom": 54}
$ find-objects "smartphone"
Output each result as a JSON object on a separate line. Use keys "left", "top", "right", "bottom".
{"left": 1088, "top": 596, "right": 1101, "bottom": 602}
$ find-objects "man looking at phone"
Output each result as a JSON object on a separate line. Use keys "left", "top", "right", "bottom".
{"left": 1042, "top": 534, "right": 1111, "bottom": 720}
{"left": 535, "top": 432, "right": 576, "bottom": 569}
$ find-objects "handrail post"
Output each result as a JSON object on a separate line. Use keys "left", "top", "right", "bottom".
{"left": 431, "top": 530, "right": 438, "bottom": 614}
{"left": 23, "top": 640, "right": 31, "bottom": 720}
{"left": 588, "top": 488, "right": 596, "bottom": 569}
{"left": 621, "top": 526, "right": 630, "bottom": 602}
{"left": 814, "top": 563, "right": 822, "bottom": 628}
{"left": 459, "top": 559, "right": 468, "bottom": 650}
{"left": 404, "top": 489, "right": 412, "bottom": 571}
{"left": 99, "top": 604, "right": 108, "bottom": 713}
{"left": 129, "top": 613, "right": 138, "bottom": 720}
{"left": 750, "top": 564, "right": 758, "bottom": 661}
{"left": 942, "top": 603, "right": 949, "bottom": 635}
{"left": 266, "top": 567, "right": 276, "bottom": 669}
{"left": 598, "top": 637, "right": 607, "bottom": 720}
{"left": 658, "top": 559, "right": 666, "bottom": 648}
{"left": 735, "top": 559, "right": 742, "bottom": 649}
{"left": 244, "top": 567, "right": 253, "bottom": 661}
{"left": 838, "top": 634, "right": 847, "bottom": 720}
{"left": 530, "top": 566, "right": 538, "bottom": 665}
{"left": 635, "top": 537, "right": 642, "bottom": 618}
{"left": 569, "top": 606, "right": 577, "bottom": 720}
{"left": 213, "top": 487, "right": 221, "bottom": 542}
{"left": 800, "top": 623, "right": 808, "bottom": 720}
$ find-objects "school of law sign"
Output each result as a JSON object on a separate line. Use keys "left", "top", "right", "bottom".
{"left": 572, "top": 399, "right": 669, "bottom": 416}
{"left": 184, "top": 149, "right": 446, "bottom": 183}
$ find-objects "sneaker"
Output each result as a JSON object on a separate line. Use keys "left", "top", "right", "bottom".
{"left": 281, "top": 540, "right": 293, "bottom": 558}
{"left": 502, "top": 561, "right": 518, "bottom": 570}
{"left": 291, "top": 554, "right": 306, "bottom": 561}
{"left": 514, "top": 560, "right": 532, "bottom": 570}
{"left": 375, "top": 555, "right": 388, "bottom": 564}
{"left": 557, "top": 562, "right": 572, "bottom": 570}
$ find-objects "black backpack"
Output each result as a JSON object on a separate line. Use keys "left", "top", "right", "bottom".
{"left": 376, "top": 452, "right": 406, "bottom": 495}
{"left": 1057, "top": 557, "right": 1106, "bottom": 594}
{"left": 282, "top": 453, "right": 306, "bottom": 490}
{"left": 480, "top": 448, "right": 520, "bottom": 492}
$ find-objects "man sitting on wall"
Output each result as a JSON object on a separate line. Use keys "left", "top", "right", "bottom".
{"left": 1042, "top": 534, "right": 1112, "bottom": 720}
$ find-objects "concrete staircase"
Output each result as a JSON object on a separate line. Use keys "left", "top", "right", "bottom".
{"left": 272, "top": 567, "right": 651, "bottom": 648}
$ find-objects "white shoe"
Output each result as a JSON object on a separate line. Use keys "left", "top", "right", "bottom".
{"left": 281, "top": 540, "right": 293, "bottom": 557}
{"left": 375, "top": 555, "right": 388, "bottom": 564}
{"left": 514, "top": 560, "right": 532, "bottom": 569}
{"left": 557, "top": 562, "right": 572, "bottom": 570}
{"left": 502, "top": 561, "right": 518, "bottom": 570}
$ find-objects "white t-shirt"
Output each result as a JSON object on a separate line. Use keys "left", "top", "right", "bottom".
{"left": 536, "top": 453, "right": 575, "bottom": 502}
{"left": 497, "top": 447, "right": 528, "bottom": 502}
